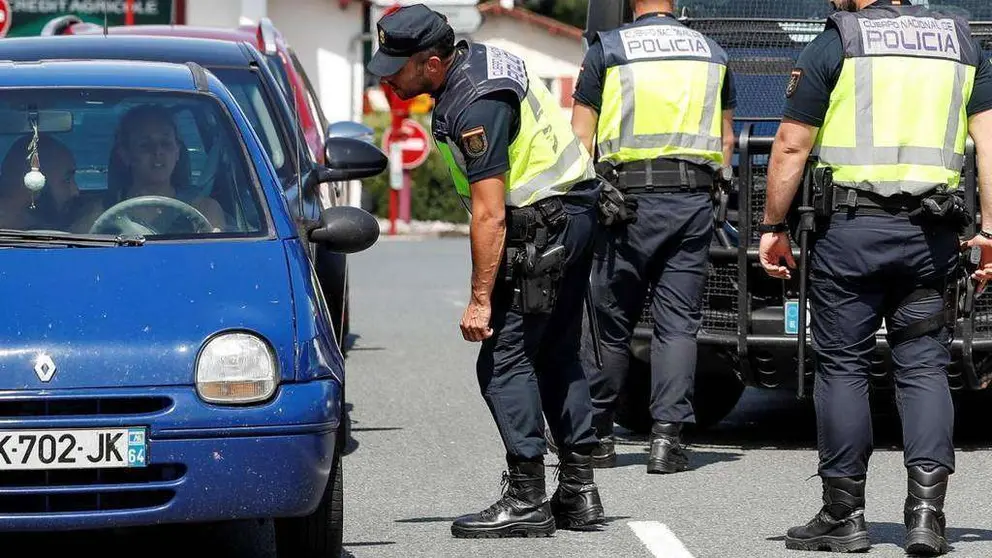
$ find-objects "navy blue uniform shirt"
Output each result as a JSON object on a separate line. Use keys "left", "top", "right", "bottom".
{"left": 573, "top": 12, "right": 738, "bottom": 113}
{"left": 785, "top": 0, "right": 992, "bottom": 126}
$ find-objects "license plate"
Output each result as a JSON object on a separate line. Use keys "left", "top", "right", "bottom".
{"left": 0, "top": 427, "right": 146, "bottom": 471}
{"left": 784, "top": 299, "right": 814, "bottom": 335}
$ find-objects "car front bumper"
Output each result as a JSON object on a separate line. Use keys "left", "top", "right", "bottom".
{"left": 0, "top": 379, "right": 340, "bottom": 531}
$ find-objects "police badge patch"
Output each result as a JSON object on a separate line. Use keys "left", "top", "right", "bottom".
{"left": 786, "top": 69, "right": 803, "bottom": 98}
{"left": 461, "top": 127, "right": 488, "bottom": 158}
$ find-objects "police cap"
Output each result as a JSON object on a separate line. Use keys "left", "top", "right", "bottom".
{"left": 368, "top": 4, "right": 452, "bottom": 78}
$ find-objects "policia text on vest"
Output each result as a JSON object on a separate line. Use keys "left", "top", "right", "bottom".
{"left": 759, "top": 1, "right": 992, "bottom": 555}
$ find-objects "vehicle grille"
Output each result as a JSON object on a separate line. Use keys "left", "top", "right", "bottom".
{"left": 0, "top": 464, "right": 184, "bottom": 513}
{"left": 638, "top": 260, "right": 739, "bottom": 334}
{"left": 0, "top": 397, "right": 172, "bottom": 418}
{"left": 750, "top": 169, "right": 768, "bottom": 243}
{"left": 975, "top": 296, "right": 992, "bottom": 334}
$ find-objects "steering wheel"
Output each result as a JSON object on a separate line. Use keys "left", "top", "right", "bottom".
{"left": 89, "top": 195, "right": 214, "bottom": 236}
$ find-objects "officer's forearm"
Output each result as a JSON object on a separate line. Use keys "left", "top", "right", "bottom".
{"left": 469, "top": 177, "right": 507, "bottom": 305}
{"left": 970, "top": 110, "right": 992, "bottom": 232}
{"left": 571, "top": 103, "right": 599, "bottom": 156}
{"left": 764, "top": 119, "right": 817, "bottom": 224}
{"left": 721, "top": 109, "right": 735, "bottom": 170}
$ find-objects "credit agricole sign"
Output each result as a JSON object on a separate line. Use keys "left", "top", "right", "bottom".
{"left": 2, "top": 1, "right": 176, "bottom": 37}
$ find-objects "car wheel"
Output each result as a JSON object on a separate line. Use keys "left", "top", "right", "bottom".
{"left": 274, "top": 450, "right": 343, "bottom": 558}
{"left": 614, "top": 349, "right": 745, "bottom": 435}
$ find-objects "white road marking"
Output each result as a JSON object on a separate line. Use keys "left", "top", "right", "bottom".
{"left": 628, "top": 521, "right": 696, "bottom": 558}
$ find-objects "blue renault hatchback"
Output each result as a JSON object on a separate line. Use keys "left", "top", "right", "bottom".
{"left": 0, "top": 58, "right": 383, "bottom": 557}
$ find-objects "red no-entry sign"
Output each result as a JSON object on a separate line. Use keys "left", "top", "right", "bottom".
{"left": 0, "top": 1, "right": 12, "bottom": 38}
{"left": 382, "top": 118, "right": 431, "bottom": 171}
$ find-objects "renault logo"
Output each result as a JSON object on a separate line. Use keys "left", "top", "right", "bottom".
{"left": 34, "top": 353, "right": 56, "bottom": 382}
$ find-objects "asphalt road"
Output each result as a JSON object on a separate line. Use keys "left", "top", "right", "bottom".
{"left": 7, "top": 236, "right": 992, "bottom": 558}
{"left": 340, "top": 237, "right": 992, "bottom": 558}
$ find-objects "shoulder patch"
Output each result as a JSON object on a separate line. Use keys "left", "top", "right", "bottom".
{"left": 786, "top": 69, "right": 803, "bottom": 99}
{"left": 461, "top": 126, "right": 488, "bottom": 158}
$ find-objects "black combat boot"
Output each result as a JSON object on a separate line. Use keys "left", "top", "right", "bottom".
{"left": 904, "top": 465, "right": 950, "bottom": 556}
{"left": 785, "top": 476, "right": 870, "bottom": 553}
{"left": 544, "top": 426, "right": 616, "bottom": 468}
{"left": 450, "top": 459, "right": 555, "bottom": 539}
{"left": 550, "top": 450, "right": 606, "bottom": 529}
{"left": 647, "top": 421, "right": 689, "bottom": 474}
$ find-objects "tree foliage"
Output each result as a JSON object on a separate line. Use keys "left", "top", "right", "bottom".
{"left": 523, "top": 0, "right": 589, "bottom": 29}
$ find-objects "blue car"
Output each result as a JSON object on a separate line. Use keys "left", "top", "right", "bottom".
{"left": 0, "top": 58, "right": 383, "bottom": 557}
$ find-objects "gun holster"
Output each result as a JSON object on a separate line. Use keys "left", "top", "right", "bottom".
{"left": 504, "top": 204, "right": 568, "bottom": 315}
{"left": 594, "top": 161, "right": 638, "bottom": 228}
{"left": 811, "top": 166, "right": 835, "bottom": 219}
{"left": 505, "top": 243, "right": 566, "bottom": 315}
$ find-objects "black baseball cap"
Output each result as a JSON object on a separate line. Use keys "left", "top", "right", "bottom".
{"left": 368, "top": 4, "right": 452, "bottom": 77}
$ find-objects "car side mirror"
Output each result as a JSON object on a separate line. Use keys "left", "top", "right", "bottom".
{"left": 308, "top": 206, "right": 380, "bottom": 254}
{"left": 326, "top": 121, "right": 375, "bottom": 144}
{"left": 323, "top": 137, "right": 388, "bottom": 182}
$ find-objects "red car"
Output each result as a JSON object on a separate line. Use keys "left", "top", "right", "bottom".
{"left": 43, "top": 16, "right": 331, "bottom": 169}
{"left": 42, "top": 15, "right": 355, "bottom": 348}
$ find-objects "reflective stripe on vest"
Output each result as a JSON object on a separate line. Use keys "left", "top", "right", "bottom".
{"left": 813, "top": 8, "right": 979, "bottom": 196}
{"left": 597, "top": 60, "right": 724, "bottom": 169}
{"left": 437, "top": 78, "right": 594, "bottom": 207}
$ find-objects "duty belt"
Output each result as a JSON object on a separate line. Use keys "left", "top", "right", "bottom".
{"left": 615, "top": 158, "right": 714, "bottom": 194}
{"left": 506, "top": 196, "right": 567, "bottom": 245}
{"left": 830, "top": 186, "right": 921, "bottom": 215}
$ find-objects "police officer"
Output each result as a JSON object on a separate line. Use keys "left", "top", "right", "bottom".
{"left": 760, "top": 0, "right": 992, "bottom": 553}
{"left": 563, "top": 0, "right": 737, "bottom": 474}
{"left": 367, "top": 4, "right": 607, "bottom": 539}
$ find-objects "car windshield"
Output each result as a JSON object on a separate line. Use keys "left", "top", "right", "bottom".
{"left": 0, "top": 88, "right": 268, "bottom": 241}
{"left": 210, "top": 67, "right": 291, "bottom": 180}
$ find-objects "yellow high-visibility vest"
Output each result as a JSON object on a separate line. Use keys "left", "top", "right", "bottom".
{"left": 432, "top": 42, "right": 594, "bottom": 207}
{"left": 595, "top": 16, "right": 729, "bottom": 171}
{"left": 813, "top": 5, "right": 980, "bottom": 195}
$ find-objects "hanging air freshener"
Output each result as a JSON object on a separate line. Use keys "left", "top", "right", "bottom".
{"left": 23, "top": 120, "right": 46, "bottom": 209}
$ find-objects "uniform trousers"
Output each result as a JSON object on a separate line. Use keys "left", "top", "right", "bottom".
{"left": 582, "top": 190, "right": 715, "bottom": 433}
{"left": 475, "top": 181, "right": 602, "bottom": 461}
{"left": 809, "top": 211, "right": 959, "bottom": 477}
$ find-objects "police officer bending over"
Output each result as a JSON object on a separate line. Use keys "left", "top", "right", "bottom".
{"left": 566, "top": 0, "right": 736, "bottom": 474}
{"left": 760, "top": 0, "right": 992, "bottom": 554}
{"left": 368, "top": 4, "right": 607, "bottom": 539}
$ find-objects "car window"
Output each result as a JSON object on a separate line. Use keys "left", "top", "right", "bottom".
{"left": 0, "top": 88, "right": 268, "bottom": 240}
{"left": 264, "top": 53, "right": 294, "bottom": 104}
{"left": 290, "top": 49, "right": 328, "bottom": 143}
{"left": 210, "top": 68, "right": 289, "bottom": 180}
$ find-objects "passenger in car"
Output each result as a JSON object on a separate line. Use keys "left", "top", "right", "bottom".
{"left": 108, "top": 104, "right": 227, "bottom": 232}
{"left": 0, "top": 133, "right": 98, "bottom": 232}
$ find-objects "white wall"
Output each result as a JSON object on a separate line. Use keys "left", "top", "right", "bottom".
{"left": 186, "top": 0, "right": 243, "bottom": 28}
{"left": 186, "top": 0, "right": 366, "bottom": 125}
{"left": 473, "top": 18, "right": 583, "bottom": 80}
{"left": 268, "top": 0, "right": 365, "bottom": 125}
{"left": 471, "top": 17, "right": 583, "bottom": 118}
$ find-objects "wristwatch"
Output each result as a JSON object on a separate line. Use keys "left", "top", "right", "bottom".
{"left": 757, "top": 222, "right": 789, "bottom": 234}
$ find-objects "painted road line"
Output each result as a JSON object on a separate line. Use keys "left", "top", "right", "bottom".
{"left": 628, "top": 521, "right": 696, "bottom": 558}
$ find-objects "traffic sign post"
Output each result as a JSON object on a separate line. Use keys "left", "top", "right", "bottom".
{"left": 381, "top": 83, "right": 432, "bottom": 234}
{"left": 382, "top": 119, "right": 431, "bottom": 171}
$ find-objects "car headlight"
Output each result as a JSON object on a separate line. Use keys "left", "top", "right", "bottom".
{"left": 196, "top": 332, "right": 278, "bottom": 404}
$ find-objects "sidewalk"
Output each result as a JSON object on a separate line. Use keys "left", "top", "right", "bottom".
{"left": 375, "top": 218, "right": 469, "bottom": 240}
